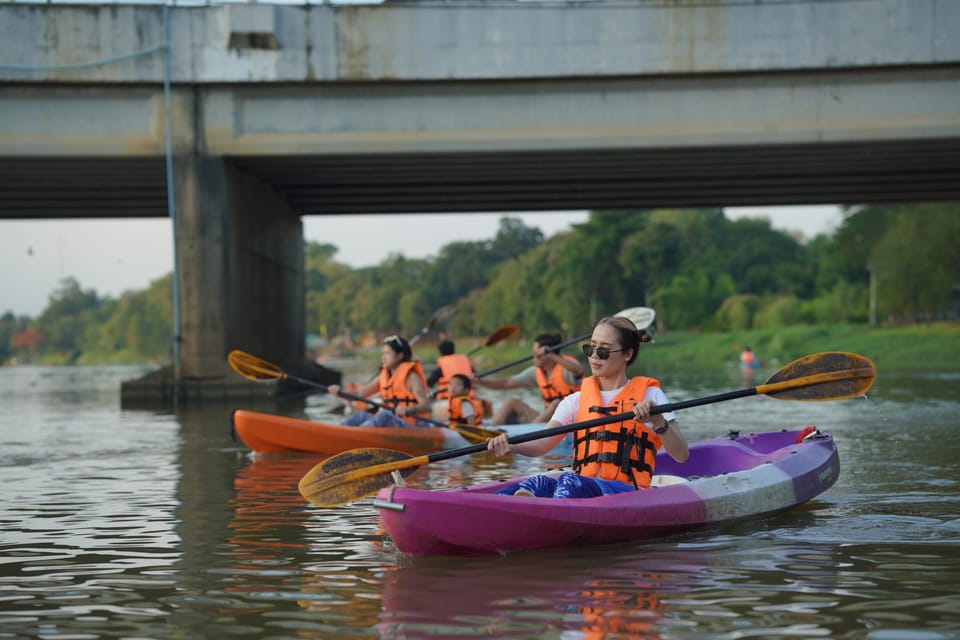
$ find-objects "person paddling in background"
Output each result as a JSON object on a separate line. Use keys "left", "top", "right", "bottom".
{"left": 327, "top": 335, "right": 432, "bottom": 428}
{"left": 426, "top": 339, "right": 475, "bottom": 396}
{"left": 474, "top": 333, "right": 584, "bottom": 426}
{"left": 486, "top": 316, "right": 689, "bottom": 498}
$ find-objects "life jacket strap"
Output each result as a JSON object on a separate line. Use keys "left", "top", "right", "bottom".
{"left": 588, "top": 405, "right": 617, "bottom": 416}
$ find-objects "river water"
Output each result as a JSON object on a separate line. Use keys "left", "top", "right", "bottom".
{"left": 1, "top": 362, "right": 958, "bottom": 639}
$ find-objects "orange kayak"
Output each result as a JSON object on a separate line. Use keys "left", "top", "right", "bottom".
{"left": 231, "top": 409, "right": 469, "bottom": 455}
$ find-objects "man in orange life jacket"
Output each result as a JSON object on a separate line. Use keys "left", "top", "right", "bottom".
{"left": 426, "top": 340, "right": 475, "bottom": 399}
{"left": 487, "top": 316, "right": 689, "bottom": 499}
{"left": 475, "top": 333, "right": 584, "bottom": 426}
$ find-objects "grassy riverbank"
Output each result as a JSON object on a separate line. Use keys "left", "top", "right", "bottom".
{"left": 465, "top": 322, "right": 960, "bottom": 374}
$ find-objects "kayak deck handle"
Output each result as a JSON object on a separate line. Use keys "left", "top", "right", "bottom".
{"left": 371, "top": 498, "right": 406, "bottom": 512}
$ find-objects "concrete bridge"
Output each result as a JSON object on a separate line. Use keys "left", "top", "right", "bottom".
{"left": 1, "top": 0, "right": 958, "bottom": 400}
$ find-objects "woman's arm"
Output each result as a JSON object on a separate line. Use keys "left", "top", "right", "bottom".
{"left": 396, "top": 372, "right": 432, "bottom": 417}
{"left": 486, "top": 421, "right": 567, "bottom": 458}
{"left": 633, "top": 398, "right": 689, "bottom": 463}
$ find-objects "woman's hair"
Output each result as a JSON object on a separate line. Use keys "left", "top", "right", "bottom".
{"left": 533, "top": 333, "right": 562, "bottom": 348}
{"left": 383, "top": 335, "right": 413, "bottom": 361}
{"left": 592, "top": 316, "right": 651, "bottom": 365}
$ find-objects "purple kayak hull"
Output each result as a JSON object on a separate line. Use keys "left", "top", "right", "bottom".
{"left": 373, "top": 428, "right": 839, "bottom": 556}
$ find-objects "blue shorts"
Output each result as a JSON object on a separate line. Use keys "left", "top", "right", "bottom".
{"left": 494, "top": 471, "right": 635, "bottom": 499}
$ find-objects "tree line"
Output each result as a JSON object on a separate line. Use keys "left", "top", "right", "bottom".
{"left": 2, "top": 203, "right": 957, "bottom": 365}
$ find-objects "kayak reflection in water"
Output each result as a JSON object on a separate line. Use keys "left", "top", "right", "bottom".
{"left": 327, "top": 335, "right": 433, "bottom": 428}
{"left": 487, "top": 316, "right": 689, "bottom": 498}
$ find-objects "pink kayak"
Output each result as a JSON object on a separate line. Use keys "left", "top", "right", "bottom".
{"left": 372, "top": 427, "right": 838, "bottom": 556}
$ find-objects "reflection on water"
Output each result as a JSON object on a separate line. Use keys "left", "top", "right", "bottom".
{"left": 1, "top": 364, "right": 959, "bottom": 639}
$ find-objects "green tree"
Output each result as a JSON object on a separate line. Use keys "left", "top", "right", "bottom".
{"left": 869, "top": 204, "right": 960, "bottom": 322}
{"left": 35, "top": 278, "right": 102, "bottom": 361}
{"left": 490, "top": 216, "right": 545, "bottom": 261}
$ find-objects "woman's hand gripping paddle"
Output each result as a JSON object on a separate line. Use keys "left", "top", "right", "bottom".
{"left": 298, "top": 351, "right": 875, "bottom": 508}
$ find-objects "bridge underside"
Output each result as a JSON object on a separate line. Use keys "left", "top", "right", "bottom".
{"left": 3, "top": 137, "right": 959, "bottom": 218}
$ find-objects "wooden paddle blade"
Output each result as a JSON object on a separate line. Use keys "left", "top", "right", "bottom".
{"left": 484, "top": 324, "right": 520, "bottom": 346}
{"left": 228, "top": 350, "right": 287, "bottom": 382}
{"left": 760, "top": 351, "right": 876, "bottom": 400}
{"left": 450, "top": 423, "right": 505, "bottom": 444}
{"left": 298, "top": 448, "right": 425, "bottom": 508}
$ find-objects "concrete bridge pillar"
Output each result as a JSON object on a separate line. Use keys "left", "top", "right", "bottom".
{"left": 174, "top": 154, "right": 327, "bottom": 386}
{"left": 122, "top": 155, "right": 339, "bottom": 405}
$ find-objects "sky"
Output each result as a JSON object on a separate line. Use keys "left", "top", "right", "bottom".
{"left": 0, "top": 205, "right": 843, "bottom": 317}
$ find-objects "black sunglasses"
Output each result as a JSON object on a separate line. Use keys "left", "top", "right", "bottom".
{"left": 582, "top": 344, "right": 625, "bottom": 360}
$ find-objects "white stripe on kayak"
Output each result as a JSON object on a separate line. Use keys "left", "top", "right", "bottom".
{"left": 692, "top": 462, "right": 797, "bottom": 523}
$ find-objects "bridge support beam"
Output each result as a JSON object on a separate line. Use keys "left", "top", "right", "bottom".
{"left": 121, "top": 155, "right": 340, "bottom": 405}
{"left": 175, "top": 154, "right": 304, "bottom": 378}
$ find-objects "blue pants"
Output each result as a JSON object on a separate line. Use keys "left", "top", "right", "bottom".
{"left": 342, "top": 410, "right": 428, "bottom": 428}
{"left": 495, "top": 471, "right": 635, "bottom": 499}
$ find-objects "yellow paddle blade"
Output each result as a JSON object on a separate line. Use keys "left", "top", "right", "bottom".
{"left": 450, "top": 423, "right": 505, "bottom": 445}
{"left": 227, "top": 350, "right": 288, "bottom": 382}
{"left": 299, "top": 448, "right": 425, "bottom": 507}
{"left": 760, "top": 351, "right": 876, "bottom": 400}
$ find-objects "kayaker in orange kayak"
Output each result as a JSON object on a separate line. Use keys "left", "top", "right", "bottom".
{"left": 328, "top": 335, "right": 433, "bottom": 428}
{"left": 474, "top": 333, "right": 583, "bottom": 425}
{"left": 443, "top": 374, "right": 487, "bottom": 426}
{"left": 486, "top": 316, "right": 689, "bottom": 498}
{"left": 426, "top": 340, "right": 476, "bottom": 399}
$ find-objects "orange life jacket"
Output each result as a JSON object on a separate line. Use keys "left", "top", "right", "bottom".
{"left": 379, "top": 360, "right": 429, "bottom": 426}
{"left": 535, "top": 356, "right": 581, "bottom": 407}
{"left": 447, "top": 395, "right": 485, "bottom": 426}
{"left": 433, "top": 353, "right": 475, "bottom": 400}
{"left": 572, "top": 376, "right": 662, "bottom": 488}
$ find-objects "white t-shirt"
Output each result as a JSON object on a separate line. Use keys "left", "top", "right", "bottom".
{"left": 551, "top": 380, "right": 676, "bottom": 429}
{"left": 458, "top": 399, "right": 475, "bottom": 420}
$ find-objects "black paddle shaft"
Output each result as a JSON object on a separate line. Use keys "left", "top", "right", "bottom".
{"left": 473, "top": 334, "right": 587, "bottom": 378}
{"left": 425, "top": 387, "right": 759, "bottom": 464}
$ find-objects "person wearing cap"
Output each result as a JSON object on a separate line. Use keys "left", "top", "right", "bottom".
{"left": 328, "top": 335, "right": 432, "bottom": 428}
{"left": 486, "top": 316, "right": 689, "bottom": 498}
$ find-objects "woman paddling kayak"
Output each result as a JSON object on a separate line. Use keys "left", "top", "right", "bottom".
{"left": 328, "top": 335, "right": 433, "bottom": 428}
{"left": 486, "top": 315, "right": 689, "bottom": 498}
